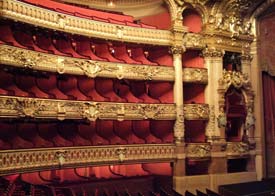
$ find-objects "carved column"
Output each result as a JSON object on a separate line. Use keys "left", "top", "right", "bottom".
{"left": 171, "top": 45, "right": 186, "bottom": 193}
{"left": 202, "top": 48, "right": 227, "bottom": 174}
{"left": 171, "top": 46, "right": 185, "bottom": 144}
{"left": 202, "top": 48, "right": 224, "bottom": 142}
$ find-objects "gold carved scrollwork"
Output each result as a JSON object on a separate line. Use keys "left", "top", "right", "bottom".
{"left": 82, "top": 102, "right": 99, "bottom": 121}
{"left": 74, "top": 60, "right": 102, "bottom": 78}
{"left": 186, "top": 143, "right": 211, "bottom": 160}
{"left": 174, "top": 104, "right": 184, "bottom": 143}
{"left": 183, "top": 33, "right": 205, "bottom": 49}
{"left": 182, "top": 68, "right": 208, "bottom": 84}
{"left": 170, "top": 46, "right": 186, "bottom": 55}
{"left": 16, "top": 98, "right": 46, "bottom": 118}
{"left": 219, "top": 70, "right": 251, "bottom": 90}
{"left": 115, "top": 147, "right": 127, "bottom": 162}
{"left": 226, "top": 142, "right": 250, "bottom": 157}
{"left": 184, "top": 104, "right": 209, "bottom": 120}
{"left": 202, "top": 47, "right": 224, "bottom": 58}
{"left": 206, "top": 105, "right": 216, "bottom": 138}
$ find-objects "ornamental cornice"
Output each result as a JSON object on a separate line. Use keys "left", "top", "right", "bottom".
{"left": 0, "top": 96, "right": 209, "bottom": 121}
{"left": 0, "top": 0, "right": 173, "bottom": 46}
{"left": 0, "top": 45, "right": 208, "bottom": 83}
{"left": 186, "top": 143, "right": 211, "bottom": 160}
{"left": 183, "top": 104, "right": 210, "bottom": 120}
{"left": 0, "top": 144, "right": 175, "bottom": 176}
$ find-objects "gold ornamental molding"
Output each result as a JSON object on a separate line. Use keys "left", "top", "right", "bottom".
{"left": 0, "top": 144, "right": 175, "bottom": 176}
{"left": 184, "top": 104, "right": 209, "bottom": 120}
{"left": 183, "top": 33, "right": 205, "bottom": 49}
{"left": 0, "top": 96, "right": 176, "bottom": 121}
{"left": 182, "top": 68, "right": 208, "bottom": 84}
{"left": 185, "top": 143, "right": 211, "bottom": 160}
{"left": 0, "top": 45, "right": 208, "bottom": 84}
{"left": 226, "top": 142, "right": 250, "bottom": 158}
{"left": 0, "top": 0, "right": 174, "bottom": 46}
{"left": 0, "top": 96, "right": 209, "bottom": 121}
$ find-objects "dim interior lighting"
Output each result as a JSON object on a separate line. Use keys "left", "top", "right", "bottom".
{"left": 107, "top": 0, "right": 115, "bottom": 7}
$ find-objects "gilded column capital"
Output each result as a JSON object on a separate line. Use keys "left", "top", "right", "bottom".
{"left": 241, "top": 53, "right": 253, "bottom": 62}
{"left": 201, "top": 47, "right": 224, "bottom": 58}
{"left": 170, "top": 46, "right": 186, "bottom": 55}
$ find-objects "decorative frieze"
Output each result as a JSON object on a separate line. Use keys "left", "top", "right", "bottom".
{"left": 183, "top": 104, "right": 210, "bottom": 120}
{"left": 226, "top": 142, "right": 250, "bottom": 158}
{"left": 0, "top": 45, "right": 207, "bottom": 83}
{"left": 0, "top": 144, "right": 175, "bottom": 175}
{"left": 183, "top": 33, "right": 205, "bottom": 49}
{"left": 186, "top": 143, "right": 211, "bottom": 160}
{"left": 0, "top": 96, "right": 209, "bottom": 121}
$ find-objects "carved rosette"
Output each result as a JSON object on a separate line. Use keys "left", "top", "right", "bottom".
{"left": 186, "top": 143, "right": 211, "bottom": 160}
{"left": 0, "top": 144, "right": 175, "bottom": 175}
{"left": 184, "top": 104, "right": 210, "bottom": 120}
{"left": 182, "top": 68, "right": 208, "bottom": 84}
{"left": 226, "top": 142, "right": 250, "bottom": 158}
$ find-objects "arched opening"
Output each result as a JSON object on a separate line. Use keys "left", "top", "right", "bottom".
{"left": 182, "top": 9, "right": 202, "bottom": 33}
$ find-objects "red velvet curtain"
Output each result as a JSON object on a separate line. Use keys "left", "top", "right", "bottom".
{"left": 262, "top": 72, "right": 275, "bottom": 177}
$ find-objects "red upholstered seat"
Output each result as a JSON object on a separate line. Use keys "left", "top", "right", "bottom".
{"left": 0, "top": 71, "right": 30, "bottom": 97}
{"left": 0, "top": 25, "right": 27, "bottom": 48}
{"left": 148, "top": 48, "right": 173, "bottom": 66}
{"left": 53, "top": 35, "right": 87, "bottom": 59}
{"left": 16, "top": 123, "right": 54, "bottom": 148}
{"left": 112, "top": 45, "right": 142, "bottom": 64}
{"left": 93, "top": 43, "right": 125, "bottom": 63}
{"left": 58, "top": 75, "right": 89, "bottom": 100}
{"left": 36, "top": 74, "right": 70, "bottom": 99}
{"left": 129, "top": 47, "right": 158, "bottom": 65}
{"left": 132, "top": 121, "right": 162, "bottom": 143}
{"left": 148, "top": 82, "right": 173, "bottom": 103}
{"left": 78, "top": 76, "right": 108, "bottom": 102}
{"left": 35, "top": 33, "right": 68, "bottom": 56}
{"left": 37, "top": 123, "right": 73, "bottom": 147}
{"left": 58, "top": 123, "right": 91, "bottom": 146}
{"left": 13, "top": 30, "right": 49, "bottom": 53}
{"left": 78, "top": 123, "right": 109, "bottom": 145}
{"left": 113, "top": 121, "right": 145, "bottom": 144}
{"left": 130, "top": 81, "right": 160, "bottom": 103}
{"left": 73, "top": 35, "right": 107, "bottom": 61}
{"left": 113, "top": 80, "right": 143, "bottom": 103}
{"left": 150, "top": 120, "right": 174, "bottom": 143}
{"left": 96, "top": 120, "right": 127, "bottom": 145}
{"left": 95, "top": 78, "right": 126, "bottom": 102}
{"left": 15, "top": 75, "right": 51, "bottom": 98}
{"left": 0, "top": 122, "right": 33, "bottom": 149}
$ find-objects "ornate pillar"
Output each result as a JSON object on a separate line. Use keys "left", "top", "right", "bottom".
{"left": 202, "top": 48, "right": 225, "bottom": 142}
{"left": 202, "top": 48, "right": 227, "bottom": 174}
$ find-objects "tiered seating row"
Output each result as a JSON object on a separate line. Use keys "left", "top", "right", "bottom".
{"left": 21, "top": 0, "right": 157, "bottom": 29}
{"left": 1, "top": 0, "right": 173, "bottom": 45}
{"left": 0, "top": 22, "right": 162, "bottom": 65}
{"left": 0, "top": 120, "right": 174, "bottom": 150}
{"left": 0, "top": 69, "right": 174, "bottom": 103}
{"left": 0, "top": 176, "right": 221, "bottom": 196}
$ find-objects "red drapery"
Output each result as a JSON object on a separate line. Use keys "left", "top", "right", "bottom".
{"left": 262, "top": 72, "right": 275, "bottom": 177}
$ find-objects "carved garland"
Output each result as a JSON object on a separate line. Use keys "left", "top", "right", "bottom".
{"left": 186, "top": 143, "right": 211, "bottom": 160}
